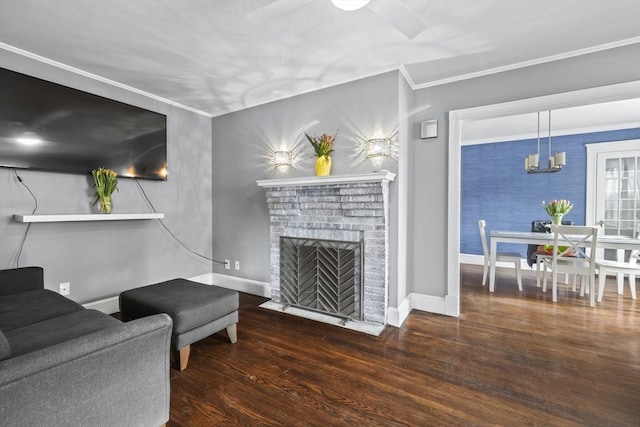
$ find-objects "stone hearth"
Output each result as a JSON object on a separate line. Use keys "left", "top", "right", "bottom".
{"left": 257, "top": 172, "right": 395, "bottom": 326}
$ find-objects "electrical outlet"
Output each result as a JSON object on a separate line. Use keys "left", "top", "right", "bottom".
{"left": 224, "top": 259, "right": 230, "bottom": 270}
{"left": 234, "top": 260, "right": 240, "bottom": 270}
{"left": 59, "top": 282, "right": 70, "bottom": 295}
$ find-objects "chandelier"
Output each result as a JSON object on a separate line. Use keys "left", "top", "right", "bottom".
{"left": 525, "top": 111, "right": 566, "bottom": 174}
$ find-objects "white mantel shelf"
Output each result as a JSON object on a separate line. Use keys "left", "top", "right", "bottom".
{"left": 256, "top": 171, "right": 396, "bottom": 188}
{"left": 13, "top": 213, "right": 164, "bottom": 223}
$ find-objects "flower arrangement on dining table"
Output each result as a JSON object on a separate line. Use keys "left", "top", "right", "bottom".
{"left": 92, "top": 167, "right": 118, "bottom": 213}
{"left": 305, "top": 131, "right": 337, "bottom": 176}
{"left": 542, "top": 199, "right": 573, "bottom": 225}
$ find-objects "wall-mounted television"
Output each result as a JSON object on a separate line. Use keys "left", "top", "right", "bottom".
{"left": 0, "top": 67, "right": 167, "bottom": 180}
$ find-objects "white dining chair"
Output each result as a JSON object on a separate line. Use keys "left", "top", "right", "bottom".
{"left": 541, "top": 225, "right": 599, "bottom": 306}
{"left": 596, "top": 248, "right": 638, "bottom": 302}
{"left": 531, "top": 220, "right": 572, "bottom": 288}
{"left": 536, "top": 251, "right": 575, "bottom": 289}
{"left": 478, "top": 220, "right": 522, "bottom": 291}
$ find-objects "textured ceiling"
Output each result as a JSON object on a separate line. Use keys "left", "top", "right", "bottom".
{"left": 0, "top": 0, "right": 639, "bottom": 117}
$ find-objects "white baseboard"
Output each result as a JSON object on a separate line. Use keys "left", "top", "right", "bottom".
{"left": 387, "top": 292, "right": 460, "bottom": 328}
{"left": 197, "top": 273, "right": 271, "bottom": 298}
{"left": 83, "top": 296, "right": 119, "bottom": 315}
{"left": 81, "top": 272, "right": 271, "bottom": 314}
{"left": 411, "top": 293, "right": 447, "bottom": 314}
{"left": 387, "top": 296, "right": 411, "bottom": 327}
{"left": 444, "top": 295, "right": 460, "bottom": 317}
{"left": 461, "top": 253, "right": 532, "bottom": 269}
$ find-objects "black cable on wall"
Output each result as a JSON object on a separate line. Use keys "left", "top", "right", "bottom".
{"left": 134, "top": 179, "right": 226, "bottom": 266}
{"left": 13, "top": 169, "right": 38, "bottom": 268}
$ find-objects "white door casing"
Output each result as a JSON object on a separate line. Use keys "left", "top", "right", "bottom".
{"left": 449, "top": 82, "right": 640, "bottom": 316}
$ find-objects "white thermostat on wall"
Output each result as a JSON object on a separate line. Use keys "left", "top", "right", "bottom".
{"left": 420, "top": 119, "right": 438, "bottom": 139}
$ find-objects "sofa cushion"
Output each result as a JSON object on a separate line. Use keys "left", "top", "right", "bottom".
{"left": 4, "top": 309, "right": 121, "bottom": 357}
{"left": 0, "top": 289, "right": 84, "bottom": 331}
{"left": 0, "top": 330, "right": 10, "bottom": 361}
{"left": 0, "top": 266, "right": 44, "bottom": 296}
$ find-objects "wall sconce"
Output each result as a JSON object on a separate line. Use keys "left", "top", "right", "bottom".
{"left": 272, "top": 150, "right": 293, "bottom": 167}
{"left": 366, "top": 138, "right": 390, "bottom": 158}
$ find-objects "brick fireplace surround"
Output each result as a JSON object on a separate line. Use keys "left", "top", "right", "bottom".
{"left": 257, "top": 172, "right": 396, "bottom": 331}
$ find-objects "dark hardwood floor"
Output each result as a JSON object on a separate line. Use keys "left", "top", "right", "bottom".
{"left": 167, "top": 265, "right": 639, "bottom": 426}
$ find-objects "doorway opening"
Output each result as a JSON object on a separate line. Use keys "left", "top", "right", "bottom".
{"left": 448, "top": 81, "right": 640, "bottom": 315}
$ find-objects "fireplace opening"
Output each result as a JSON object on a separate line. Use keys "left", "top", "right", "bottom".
{"left": 279, "top": 236, "right": 364, "bottom": 321}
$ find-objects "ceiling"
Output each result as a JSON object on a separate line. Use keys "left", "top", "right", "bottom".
{"left": 0, "top": 0, "right": 639, "bottom": 117}
{"left": 462, "top": 99, "right": 640, "bottom": 144}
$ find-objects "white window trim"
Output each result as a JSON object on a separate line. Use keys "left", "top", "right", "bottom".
{"left": 585, "top": 140, "right": 640, "bottom": 228}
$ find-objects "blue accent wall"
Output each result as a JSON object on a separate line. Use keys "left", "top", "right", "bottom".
{"left": 461, "top": 128, "right": 640, "bottom": 256}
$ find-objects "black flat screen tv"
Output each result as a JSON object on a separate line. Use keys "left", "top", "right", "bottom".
{"left": 0, "top": 67, "right": 167, "bottom": 180}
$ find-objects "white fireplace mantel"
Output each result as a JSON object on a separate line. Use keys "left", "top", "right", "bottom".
{"left": 256, "top": 171, "right": 396, "bottom": 188}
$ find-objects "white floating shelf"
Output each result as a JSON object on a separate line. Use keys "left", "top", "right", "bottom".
{"left": 13, "top": 213, "right": 164, "bottom": 223}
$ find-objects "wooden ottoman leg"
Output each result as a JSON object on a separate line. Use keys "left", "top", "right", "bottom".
{"left": 226, "top": 324, "right": 238, "bottom": 344}
{"left": 171, "top": 345, "right": 191, "bottom": 371}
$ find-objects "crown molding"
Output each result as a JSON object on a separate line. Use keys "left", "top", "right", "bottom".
{"left": 412, "top": 37, "right": 640, "bottom": 90}
{"left": 398, "top": 64, "right": 416, "bottom": 89}
{"left": 0, "top": 42, "right": 213, "bottom": 118}
{"left": 4, "top": 36, "right": 637, "bottom": 118}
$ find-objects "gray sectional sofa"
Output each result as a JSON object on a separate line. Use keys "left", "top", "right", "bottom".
{"left": 0, "top": 266, "right": 172, "bottom": 427}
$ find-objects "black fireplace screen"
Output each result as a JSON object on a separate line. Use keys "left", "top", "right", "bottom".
{"left": 279, "top": 237, "right": 363, "bottom": 321}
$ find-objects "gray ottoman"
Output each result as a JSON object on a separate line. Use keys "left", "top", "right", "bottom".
{"left": 119, "top": 278, "right": 239, "bottom": 371}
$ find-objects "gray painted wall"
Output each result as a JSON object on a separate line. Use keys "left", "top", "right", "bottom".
{"left": 410, "top": 43, "right": 640, "bottom": 297}
{"left": 211, "top": 44, "right": 640, "bottom": 313}
{"left": 4, "top": 41, "right": 636, "bottom": 315}
{"left": 0, "top": 50, "right": 213, "bottom": 303}
{"left": 211, "top": 72, "right": 401, "bottom": 296}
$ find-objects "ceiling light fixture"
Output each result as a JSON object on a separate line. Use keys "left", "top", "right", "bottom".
{"left": 331, "top": 0, "right": 371, "bottom": 11}
{"left": 524, "top": 111, "right": 566, "bottom": 174}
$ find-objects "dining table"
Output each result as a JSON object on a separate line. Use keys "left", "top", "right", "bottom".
{"left": 488, "top": 230, "right": 640, "bottom": 306}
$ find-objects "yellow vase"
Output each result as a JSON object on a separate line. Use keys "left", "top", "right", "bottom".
{"left": 315, "top": 155, "right": 332, "bottom": 176}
